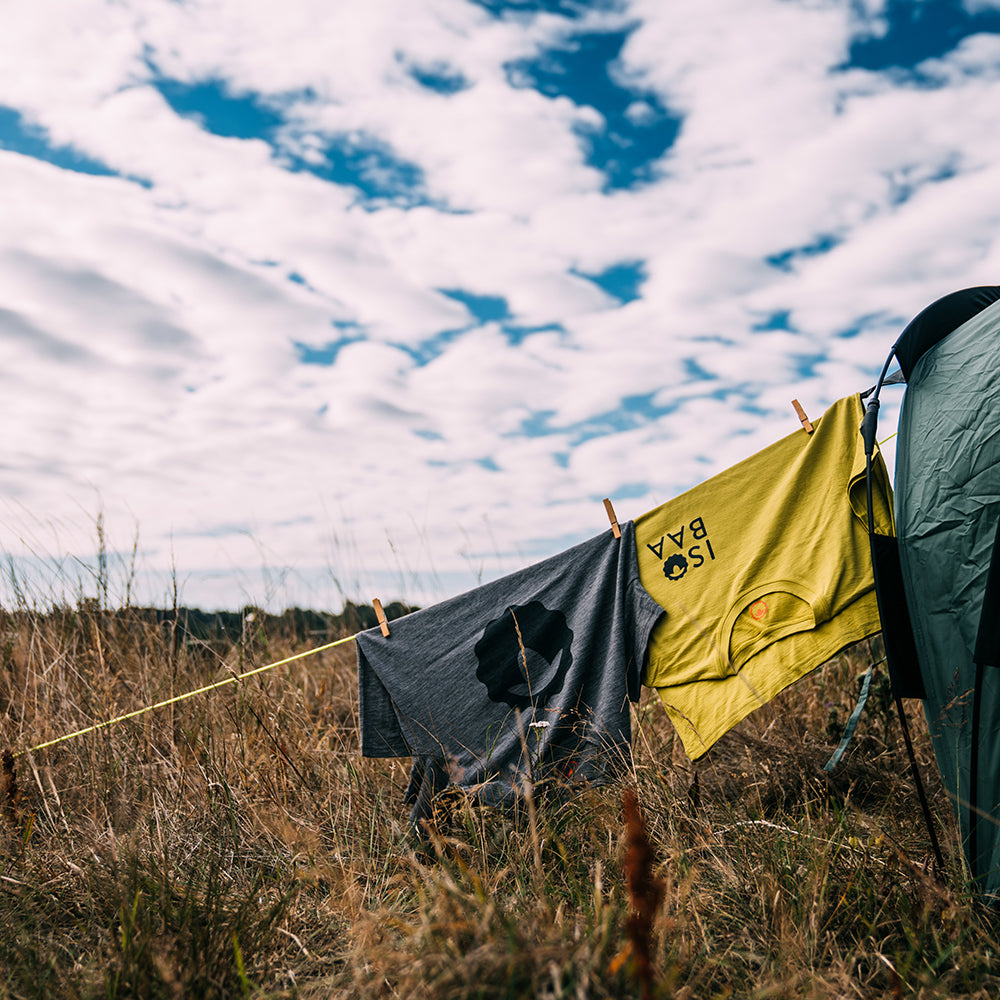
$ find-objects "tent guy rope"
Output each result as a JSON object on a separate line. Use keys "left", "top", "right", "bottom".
{"left": 15, "top": 632, "right": 361, "bottom": 757}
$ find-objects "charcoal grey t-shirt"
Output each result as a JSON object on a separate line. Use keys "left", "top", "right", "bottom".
{"left": 357, "top": 521, "right": 663, "bottom": 826}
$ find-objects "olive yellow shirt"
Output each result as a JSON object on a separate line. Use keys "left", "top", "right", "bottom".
{"left": 636, "top": 394, "right": 893, "bottom": 758}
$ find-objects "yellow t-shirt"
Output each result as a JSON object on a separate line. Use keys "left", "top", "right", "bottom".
{"left": 636, "top": 393, "right": 893, "bottom": 758}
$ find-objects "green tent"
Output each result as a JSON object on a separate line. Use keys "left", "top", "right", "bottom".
{"left": 867, "top": 285, "right": 1000, "bottom": 899}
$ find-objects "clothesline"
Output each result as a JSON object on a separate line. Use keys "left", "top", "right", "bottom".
{"left": 17, "top": 632, "right": 359, "bottom": 757}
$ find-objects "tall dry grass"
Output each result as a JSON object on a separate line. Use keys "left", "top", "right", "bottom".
{"left": 0, "top": 552, "right": 996, "bottom": 998}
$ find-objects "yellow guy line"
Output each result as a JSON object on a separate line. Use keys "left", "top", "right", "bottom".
{"left": 18, "top": 632, "right": 359, "bottom": 757}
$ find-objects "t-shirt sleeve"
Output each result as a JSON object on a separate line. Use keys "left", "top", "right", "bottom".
{"left": 357, "top": 633, "right": 411, "bottom": 757}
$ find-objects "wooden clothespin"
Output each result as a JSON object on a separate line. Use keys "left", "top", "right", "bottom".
{"left": 792, "top": 399, "right": 814, "bottom": 434}
{"left": 603, "top": 498, "right": 621, "bottom": 539}
{"left": 373, "top": 598, "right": 390, "bottom": 637}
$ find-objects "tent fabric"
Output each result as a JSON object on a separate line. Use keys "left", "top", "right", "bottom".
{"left": 893, "top": 285, "right": 1000, "bottom": 381}
{"left": 636, "top": 394, "right": 893, "bottom": 759}
{"left": 868, "top": 532, "right": 926, "bottom": 699}
{"left": 356, "top": 521, "right": 663, "bottom": 829}
{"left": 894, "top": 295, "right": 1000, "bottom": 898}
{"left": 974, "top": 517, "right": 1000, "bottom": 670}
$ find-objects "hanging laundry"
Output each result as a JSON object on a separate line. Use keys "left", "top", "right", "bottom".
{"left": 357, "top": 522, "right": 663, "bottom": 830}
{"left": 635, "top": 393, "right": 893, "bottom": 758}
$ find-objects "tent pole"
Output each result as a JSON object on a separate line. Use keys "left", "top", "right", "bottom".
{"left": 862, "top": 367, "right": 945, "bottom": 876}
{"left": 893, "top": 692, "right": 945, "bottom": 875}
{"left": 969, "top": 514, "right": 1000, "bottom": 896}
{"left": 970, "top": 660, "right": 984, "bottom": 889}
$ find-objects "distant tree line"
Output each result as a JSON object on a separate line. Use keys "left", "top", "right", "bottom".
{"left": 160, "top": 600, "right": 418, "bottom": 645}
{"left": 0, "top": 599, "right": 418, "bottom": 661}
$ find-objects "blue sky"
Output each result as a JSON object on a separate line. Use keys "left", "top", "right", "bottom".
{"left": 2, "top": 0, "right": 1000, "bottom": 610}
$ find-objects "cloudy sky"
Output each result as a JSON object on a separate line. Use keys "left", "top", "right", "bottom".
{"left": 2, "top": 0, "right": 999, "bottom": 612}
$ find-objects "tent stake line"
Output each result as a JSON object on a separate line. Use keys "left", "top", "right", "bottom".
{"left": 15, "top": 633, "right": 360, "bottom": 758}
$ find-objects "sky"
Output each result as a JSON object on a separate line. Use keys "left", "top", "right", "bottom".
{"left": 2, "top": 0, "right": 1000, "bottom": 612}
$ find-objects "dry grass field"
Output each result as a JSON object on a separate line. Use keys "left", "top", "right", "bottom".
{"left": 0, "top": 570, "right": 996, "bottom": 998}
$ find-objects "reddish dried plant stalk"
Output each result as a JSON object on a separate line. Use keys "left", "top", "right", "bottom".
{"left": 622, "top": 787, "right": 663, "bottom": 1000}
{"left": 1, "top": 749, "right": 19, "bottom": 830}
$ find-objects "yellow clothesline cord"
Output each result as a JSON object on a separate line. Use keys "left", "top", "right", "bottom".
{"left": 18, "top": 632, "right": 360, "bottom": 757}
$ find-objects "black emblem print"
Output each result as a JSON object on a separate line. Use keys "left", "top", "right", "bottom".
{"left": 663, "top": 554, "right": 688, "bottom": 581}
{"left": 475, "top": 601, "right": 574, "bottom": 709}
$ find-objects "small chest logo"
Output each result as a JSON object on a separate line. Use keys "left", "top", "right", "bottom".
{"left": 647, "top": 517, "right": 716, "bottom": 582}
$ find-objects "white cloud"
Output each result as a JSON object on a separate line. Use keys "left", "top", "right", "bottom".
{"left": 0, "top": 0, "right": 998, "bottom": 610}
